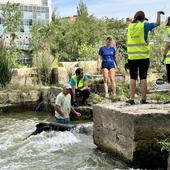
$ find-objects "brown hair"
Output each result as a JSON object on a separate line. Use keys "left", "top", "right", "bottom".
{"left": 132, "top": 11, "right": 147, "bottom": 23}
{"left": 106, "top": 37, "right": 112, "bottom": 41}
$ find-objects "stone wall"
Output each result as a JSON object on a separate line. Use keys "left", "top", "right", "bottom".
{"left": 57, "top": 61, "right": 125, "bottom": 86}
{"left": 0, "top": 90, "right": 41, "bottom": 112}
{"left": 11, "top": 68, "right": 38, "bottom": 86}
{"left": 93, "top": 101, "right": 170, "bottom": 169}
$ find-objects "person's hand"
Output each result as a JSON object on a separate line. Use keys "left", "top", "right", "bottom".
{"left": 115, "top": 66, "right": 120, "bottom": 72}
{"left": 97, "top": 65, "right": 100, "bottom": 71}
{"left": 75, "top": 112, "right": 81, "bottom": 117}
{"left": 158, "top": 11, "right": 165, "bottom": 15}
{"left": 63, "top": 113, "right": 69, "bottom": 119}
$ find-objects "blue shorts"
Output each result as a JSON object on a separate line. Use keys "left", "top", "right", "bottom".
{"left": 55, "top": 118, "right": 71, "bottom": 124}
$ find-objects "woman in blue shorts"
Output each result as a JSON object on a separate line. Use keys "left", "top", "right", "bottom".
{"left": 97, "top": 37, "right": 119, "bottom": 99}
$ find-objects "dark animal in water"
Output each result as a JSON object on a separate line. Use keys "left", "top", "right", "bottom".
{"left": 25, "top": 122, "right": 76, "bottom": 139}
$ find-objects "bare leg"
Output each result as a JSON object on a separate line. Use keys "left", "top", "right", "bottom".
{"left": 102, "top": 68, "right": 109, "bottom": 97}
{"left": 130, "top": 79, "right": 136, "bottom": 100}
{"left": 140, "top": 79, "right": 147, "bottom": 100}
{"left": 109, "top": 68, "right": 116, "bottom": 95}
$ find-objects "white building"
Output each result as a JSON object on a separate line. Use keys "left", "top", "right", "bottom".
{"left": 0, "top": 0, "right": 52, "bottom": 64}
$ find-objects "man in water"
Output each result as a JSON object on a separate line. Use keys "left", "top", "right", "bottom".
{"left": 54, "top": 84, "right": 81, "bottom": 124}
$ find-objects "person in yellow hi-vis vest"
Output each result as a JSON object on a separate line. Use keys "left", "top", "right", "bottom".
{"left": 70, "top": 68, "right": 90, "bottom": 106}
{"left": 162, "top": 16, "right": 170, "bottom": 93}
{"left": 126, "top": 11, "right": 164, "bottom": 105}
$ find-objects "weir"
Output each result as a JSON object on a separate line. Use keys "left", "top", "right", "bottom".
{"left": 93, "top": 101, "right": 170, "bottom": 169}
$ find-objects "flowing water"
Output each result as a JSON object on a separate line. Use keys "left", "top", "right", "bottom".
{"left": 0, "top": 112, "right": 131, "bottom": 170}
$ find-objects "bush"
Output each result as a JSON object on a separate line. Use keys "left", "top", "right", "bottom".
{"left": 149, "top": 92, "right": 170, "bottom": 102}
{"left": 33, "top": 50, "right": 54, "bottom": 85}
{"left": 116, "top": 83, "right": 129, "bottom": 97}
{"left": 0, "top": 42, "right": 16, "bottom": 87}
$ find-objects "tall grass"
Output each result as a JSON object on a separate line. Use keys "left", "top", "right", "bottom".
{"left": 0, "top": 41, "right": 15, "bottom": 87}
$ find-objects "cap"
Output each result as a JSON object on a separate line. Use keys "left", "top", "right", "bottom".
{"left": 134, "top": 11, "right": 148, "bottom": 21}
{"left": 63, "top": 83, "right": 72, "bottom": 89}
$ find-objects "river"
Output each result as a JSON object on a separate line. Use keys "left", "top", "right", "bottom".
{"left": 0, "top": 112, "right": 131, "bottom": 170}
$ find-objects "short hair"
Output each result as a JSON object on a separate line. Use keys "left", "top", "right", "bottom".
{"left": 106, "top": 37, "right": 112, "bottom": 41}
{"left": 75, "top": 68, "right": 83, "bottom": 75}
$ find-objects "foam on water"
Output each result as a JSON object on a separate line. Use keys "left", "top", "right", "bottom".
{"left": 0, "top": 113, "right": 130, "bottom": 170}
{"left": 17, "top": 131, "right": 81, "bottom": 158}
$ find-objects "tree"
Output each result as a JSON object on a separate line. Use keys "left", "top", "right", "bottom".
{"left": 0, "top": 41, "right": 16, "bottom": 87}
{"left": 2, "top": 2, "right": 22, "bottom": 43}
{"left": 0, "top": 2, "right": 22, "bottom": 87}
{"left": 149, "top": 25, "right": 165, "bottom": 73}
{"left": 77, "top": 0, "right": 88, "bottom": 18}
{"left": 29, "top": 1, "right": 128, "bottom": 65}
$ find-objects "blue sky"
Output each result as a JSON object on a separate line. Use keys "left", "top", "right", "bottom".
{"left": 52, "top": 0, "right": 170, "bottom": 22}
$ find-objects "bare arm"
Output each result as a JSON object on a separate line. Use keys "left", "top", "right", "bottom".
{"left": 71, "top": 106, "right": 81, "bottom": 117}
{"left": 164, "top": 42, "right": 170, "bottom": 55}
{"left": 162, "top": 42, "right": 170, "bottom": 61}
{"left": 154, "top": 11, "right": 161, "bottom": 27}
{"left": 81, "top": 80, "right": 88, "bottom": 91}
{"left": 97, "top": 55, "right": 101, "bottom": 71}
{"left": 155, "top": 11, "right": 165, "bottom": 27}
{"left": 72, "top": 88, "right": 77, "bottom": 103}
{"left": 54, "top": 105, "right": 68, "bottom": 119}
{"left": 115, "top": 48, "right": 120, "bottom": 68}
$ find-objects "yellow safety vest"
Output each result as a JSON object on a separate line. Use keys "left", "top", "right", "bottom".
{"left": 165, "top": 50, "right": 170, "bottom": 64}
{"left": 127, "top": 22, "right": 149, "bottom": 60}
{"left": 166, "top": 26, "right": 170, "bottom": 37}
{"left": 72, "top": 75, "right": 84, "bottom": 88}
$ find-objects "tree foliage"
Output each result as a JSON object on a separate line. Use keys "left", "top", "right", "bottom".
{"left": 2, "top": 2, "right": 22, "bottom": 42}
{"left": 0, "top": 2, "right": 22, "bottom": 87}
{"left": 149, "top": 25, "right": 166, "bottom": 73}
{"left": 29, "top": 0, "right": 127, "bottom": 63}
{"left": 0, "top": 42, "right": 16, "bottom": 87}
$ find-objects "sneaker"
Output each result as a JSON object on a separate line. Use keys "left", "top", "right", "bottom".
{"left": 105, "top": 93, "right": 109, "bottom": 98}
{"left": 126, "top": 99, "right": 135, "bottom": 105}
{"left": 111, "top": 93, "right": 117, "bottom": 102}
{"left": 140, "top": 99, "right": 149, "bottom": 104}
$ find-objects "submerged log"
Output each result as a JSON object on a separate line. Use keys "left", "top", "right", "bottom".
{"left": 26, "top": 122, "right": 76, "bottom": 139}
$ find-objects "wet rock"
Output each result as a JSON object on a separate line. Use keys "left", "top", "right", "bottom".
{"left": 70, "top": 106, "right": 93, "bottom": 121}
{"left": 93, "top": 101, "right": 170, "bottom": 168}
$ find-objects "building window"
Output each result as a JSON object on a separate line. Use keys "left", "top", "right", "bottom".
{"left": 42, "top": 0, "right": 48, "bottom": 6}
{"left": 29, "top": 19, "right": 33, "bottom": 26}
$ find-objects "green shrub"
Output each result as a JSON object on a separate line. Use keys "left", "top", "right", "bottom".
{"left": 0, "top": 42, "right": 16, "bottom": 87}
{"left": 149, "top": 92, "right": 170, "bottom": 102}
{"left": 116, "top": 83, "right": 129, "bottom": 97}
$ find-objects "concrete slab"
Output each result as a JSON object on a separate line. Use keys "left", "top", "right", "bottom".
{"left": 93, "top": 101, "right": 170, "bottom": 168}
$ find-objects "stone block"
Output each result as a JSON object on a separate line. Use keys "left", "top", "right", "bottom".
{"left": 93, "top": 101, "right": 170, "bottom": 168}
{"left": 57, "top": 67, "right": 69, "bottom": 84}
{"left": 8, "top": 92, "right": 21, "bottom": 104}
{"left": 0, "top": 92, "right": 8, "bottom": 104}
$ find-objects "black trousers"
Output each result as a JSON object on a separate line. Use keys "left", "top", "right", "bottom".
{"left": 76, "top": 89, "right": 90, "bottom": 103}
